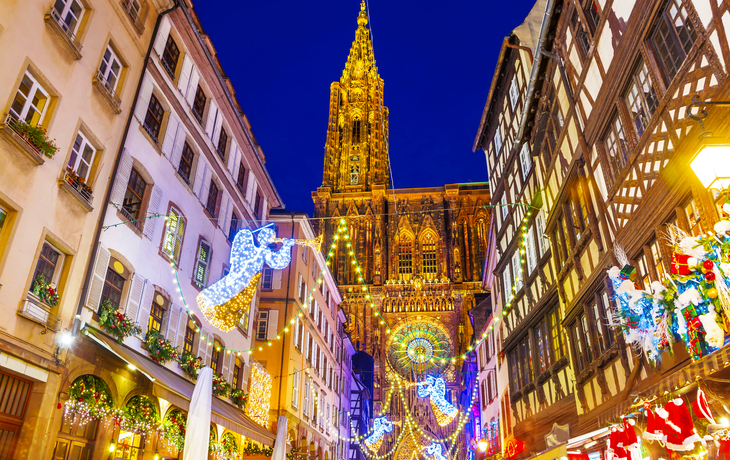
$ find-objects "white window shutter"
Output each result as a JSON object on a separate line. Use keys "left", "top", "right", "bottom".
{"left": 175, "top": 306, "right": 187, "bottom": 350}
{"left": 273, "top": 270, "right": 282, "bottom": 290}
{"left": 193, "top": 156, "right": 209, "bottom": 198}
{"left": 133, "top": 74, "right": 154, "bottom": 124}
{"left": 125, "top": 273, "right": 146, "bottom": 322}
{"left": 222, "top": 352, "right": 231, "bottom": 383}
{"left": 212, "top": 112, "right": 223, "bottom": 144}
{"left": 143, "top": 185, "right": 163, "bottom": 241}
{"left": 202, "top": 329, "right": 213, "bottom": 364}
{"left": 177, "top": 55, "right": 193, "bottom": 95}
{"left": 200, "top": 169, "right": 213, "bottom": 206}
{"left": 186, "top": 67, "right": 200, "bottom": 107}
{"left": 196, "top": 329, "right": 208, "bottom": 358}
{"left": 205, "top": 100, "right": 218, "bottom": 137}
{"left": 86, "top": 243, "right": 111, "bottom": 312}
{"left": 153, "top": 16, "right": 171, "bottom": 57}
{"left": 166, "top": 304, "right": 181, "bottom": 342}
{"left": 267, "top": 310, "right": 279, "bottom": 340}
{"left": 170, "top": 124, "right": 186, "bottom": 169}
{"left": 161, "top": 114, "right": 179, "bottom": 159}
{"left": 136, "top": 282, "right": 154, "bottom": 337}
{"left": 223, "top": 197, "right": 233, "bottom": 236}
{"left": 227, "top": 141, "right": 239, "bottom": 174}
{"left": 111, "top": 149, "right": 134, "bottom": 206}
{"left": 245, "top": 172, "right": 257, "bottom": 203}
{"left": 260, "top": 197, "right": 267, "bottom": 222}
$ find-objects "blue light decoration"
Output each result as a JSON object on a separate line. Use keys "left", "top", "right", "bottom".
{"left": 417, "top": 376, "right": 458, "bottom": 426}
{"left": 197, "top": 225, "right": 295, "bottom": 332}
{"left": 363, "top": 416, "right": 393, "bottom": 452}
{"left": 425, "top": 442, "right": 448, "bottom": 460}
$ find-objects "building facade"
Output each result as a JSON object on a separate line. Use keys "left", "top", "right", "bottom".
{"left": 256, "top": 210, "right": 347, "bottom": 460}
{"left": 475, "top": 0, "right": 730, "bottom": 458}
{"left": 0, "top": 0, "right": 164, "bottom": 458}
{"left": 311, "top": 3, "right": 492, "bottom": 459}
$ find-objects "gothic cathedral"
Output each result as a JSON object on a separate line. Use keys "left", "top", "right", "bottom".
{"left": 312, "top": 2, "right": 491, "bottom": 453}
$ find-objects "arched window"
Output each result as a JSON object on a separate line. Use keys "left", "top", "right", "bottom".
{"left": 211, "top": 340, "right": 223, "bottom": 374}
{"left": 421, "top": 233, "right": 438, "bottom": 279}
{"left": 350, "top": 165, "right": 359, "bottom": 185}
{"left": 116, "top": 396, "right": 158, "bottom": 460}
{"left": 159, "top": 409, "right": 187, "bottom": 457}
{"left": 352, "top": 117, "right": 361, "bottom": 143}
{"left": 398, "top": 236, "right": 413, "bottom": 280}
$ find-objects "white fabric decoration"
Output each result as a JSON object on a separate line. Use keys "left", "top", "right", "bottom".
{"left": 183, "top": 367, "right": 213, "bottom": 460}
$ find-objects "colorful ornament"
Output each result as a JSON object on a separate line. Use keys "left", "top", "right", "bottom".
{"left": 703, "top": 260, "right": 715, "bottom": 272}
{"left": 705, "top": 271, "right": 716, "bottom": 282}
{"left": 671, "top": 254, "right": 692, "bottom": 275}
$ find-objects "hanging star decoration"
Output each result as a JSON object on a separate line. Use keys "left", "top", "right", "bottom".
{"left": 417, "top": 376, "right": 458, "bottom": 427}
{"left": 197, "top": 225, "right": 295, "bottom": 332}
{"left": 363, "top": 416, "right": 394, "bottom": 452}
{"left": 425, "top": 442, "right": 448, "bottom": 460}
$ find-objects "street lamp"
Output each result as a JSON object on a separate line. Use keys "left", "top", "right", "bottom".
{"left": 478, "top": 440, "right": 488, "bottom": 452}
{"left": 688, "top": 97, "right": 730, "bottom": 191}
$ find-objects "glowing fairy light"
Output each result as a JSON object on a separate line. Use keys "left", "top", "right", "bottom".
{"left": 363, "top": 416, "right": 394, "bottom": 452}
{"left": 425, "top": 443, "right": 448, "bottom": 460}
{"left": 416, "top": 376, "right": 458, "bottom": 426}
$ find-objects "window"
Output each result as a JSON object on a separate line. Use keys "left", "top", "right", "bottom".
{"left": 571, "top": 10, "right": 591, "bottom": 56}
{"left": 509, "top": 77, "right": 519, "bottom": 110}
{"left": 115, "top": 430, "right": 142, "bottom": 460}
{"left": 101, "top": 267, "right": 124, "bottom": 309}
{"left": 591, "top": 292, "right": 614, "bottom": 354}
{"left": 261, "top": 265, "right": 273, "bottom": 291}
{"left": 502, "top": 264, "right": 512, "bottom": 302}
{"left": 398, "top": 237, "right": 413, "bottom": 278}
{"left": 0, "top": 206, "right": 7, "bottom": 235}
{"left": 624, "top": 61, "right": 658, "bottom": 137}
{"left": 350, "top": 165, "right": 359, "bottom": 185}
{"left": 161, "top": 35, "right": 180, "bottom": 79}
{"left": 570, "top": 182, "right": 590, "bottom": 241}
{"left": 352, "top": 118, "right": 361, "bottom": 143}
{"left": 302, "top": 246, "right": 308, "bottom": 264}
{"left": 206, "top": 181, "right": 219, "bottom": 217}
{"left": 162, "top": 208, "right": 185, "bottom": 263}
{"left": 649, "top": 239, "right": 666, "bottom": 281}
{"left": 305, "top": 331, "right": 311, "bottom": 361}
{"left": 192, "top": 85, "right": 206, "bottom": 123}
{"left": 10, "top": 72, "right": 50, "bottom": 125}
{"left": 99, "top": 46, "right": 122, "bottom": 92}
{"left": 636, "top": 252, "right": 652, "bottom": 288}
{"left": 292, "top": 370, "right": 300, "bottom": 408}
{"left": 293, "top": 317, "right": 301, "bottom": 350}
{"left": 217, "top": 128, "right": 228, "bottom": 160}
{"left": 572, "top": 322, "right": 585, "bottom": 372}
{"left": 549, "top": 309, "right": 564, "bottom": 361}
{"left": 585, "top": 1, "right": 600, "bottom": 31}
{"left": 254, "top": 192, "right": 262, "bottom": 219}
{"left": 148, "top": 301, "right": 164, "bottom": 334}
{"left": 211, "top": 340, "right": 222, "bottom": 373}
{"left": 651, "top": 0, "right": 697, "bottom": 81}
{"left": 604, "top": 114, "right": 630, "bottom": 177}
{"left": 178, "top": 142, "right": 194, "bottom": 183}
{"left": 520, "top": 336, "right": 533, "bottom": 387}
{"left": 494, "top": 128, "right": 503, "bottom": 156}
{"left": 685, "top": 198, "right": 704, "bottom": 236}
{"left": 501, "top": 194, "right": 508, "bottom": 219}
{"left": 183, "top": 319, "right": 196, "bottom": 355}
{"left": 525, "top": 227, "right": 537, "bottom": 274}
{"left": 67, "top": 132, "right": 96, "bottom": 183}
{"left": 236, "top": 163, "right": 246, "bottom": 192}
{"left": 193, "top": 240, "right": 211, "bottom": 288}
{"left": 143, "top": 94, "right": 164, "bottom": 142}
{"left": 240, "top": 309, "right": 250, "bottom": 334}
{"left": 297, "top": 273, "right": 306, "bottom": 303}
{"left": 229, "top": 213, "right": 239, "bottom": 244}
{"left": 32, "top": 242, "right": 61, "bottom": 287}
{"left": 511, "top": 251, "right": 522, "bottom": 291}
{"left": 122, "top": 168, "right": 147, "bottom": 222}
{"left": 233, "top": 357, "right": 242, "bottom": 389}
{"left": 422, "top": 233, "right": 438, "bottom": 278}
{"left": 256, "top": 311, "right": 268, "bottom": 341}
{"left": 519, "top": 143, "right": 531, "bottom": 180}
{"left": 536, "top": 320, "right": 550, "bottom": 372}
{"left": 51, "top": 0, "right": 84, "bottom": 35}
{"left": 122, "top": 0, "right": 142, "bottom": 24}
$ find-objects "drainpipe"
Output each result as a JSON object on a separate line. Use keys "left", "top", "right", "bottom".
{"left": 277, "top": 213, "right": 296, "bottom": 415}
{"left": 72, "top": 1, "right": 180, "bottom": 335}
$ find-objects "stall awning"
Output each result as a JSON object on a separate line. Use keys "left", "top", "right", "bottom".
{"left": 85, "top": 329, "right": 275, "bottom": 446}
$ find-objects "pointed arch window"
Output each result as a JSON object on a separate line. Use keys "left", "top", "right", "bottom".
{"left": 421, "top": 233, "right": 438, "bottom": 279}
{"left": 350, "top": 165, "right": 359, "bottom": 185}
{"left": 398, "top": 235, "right": 413, "bottom": 280}
{"left": 352, "top": 117, "right": 361, "bottom": 143}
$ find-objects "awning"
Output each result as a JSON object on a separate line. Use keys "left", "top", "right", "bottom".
{"left": 524, "top": 442, "right": 567, "bottom": 460}
{"left": 85, "top": 329, "right": 275, "bottom": 446}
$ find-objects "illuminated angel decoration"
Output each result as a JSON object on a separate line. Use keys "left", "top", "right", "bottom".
{"left": 363, "top": 416, "right": 394, "bottom": 452}
{"left": 197, "top": 226, "right": 295, "bottom": 332}
{"left": 417, "top": 376, "right": 458, "bottom": 426}
{"left": 425, "top": 443, "right": 447, "bottom": 460}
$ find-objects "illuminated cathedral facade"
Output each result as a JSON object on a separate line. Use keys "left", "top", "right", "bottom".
{"left": 312, "top": 3, "right": 491, "bottom": 456}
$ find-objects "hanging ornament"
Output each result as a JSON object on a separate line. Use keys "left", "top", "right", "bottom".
{"left": 363, "top": 416, "right": 394, "bottom": 452}
{"left": 642, "top": 403, "right": 666, "bottom": 442}
{"left": 671, "top": 254, "right": 693, "bottom": 275}
{"left": 416, "top": 376, "right": 458, "bottom": 427}
{"left": 424, "top": 442, "right": 448, "bottom": 460}
{"left": 705, "top": 271, "right": 717, "bottom": 282}
{"left": 658, "top": 398, "right": 703, "bottom": 452}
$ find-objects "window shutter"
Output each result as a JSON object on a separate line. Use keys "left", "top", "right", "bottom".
{"left": 133, "top": 73, "right": 154, "bottom": 124}
{"left": 227, "top": 141, "right": 239, "bottom": 174}
{"left": 136, "top": 282, "right": 154, "bottom": 337}
{"left": 86, "top": 243, "right": 111, "bottom": 312}
{"left": 170, "top": 123, "right": 186, "bottom": 169}
{"left": 297, "top": 273, "right": 302, "bottom": 300}
{"left": 165, "top": 304, "right": 181, "bottom": 342}
{"left": 260, "top": 196, "right": 268, "bottom": 222}
{"left": 125, "top": 273, "right": 146, "bottom": 323}
{"left": 222, "top": 193, "right": 233, "bottom": 235}
{"left": 196, "top": 329, "right": 208, "bottom": 358}
{"left": 142, "top": 185, "right": 163, "bottom": 241}
{"left": 292, "top": 370, "right": 299, "bottom": 408}
{"left": 221, "top": 352, "right": 231, "bottom": 383}
{"left": 201, "top": 329, "right": 213, "bottom": 364}
{"left": 186, "top": 67, "right": 200, "bottom": 107}
{"left": 273, "top": 270, "right": 282, "bottom": 290}
{"left": 245, "top": 172, "right": 257, "bottom": 203}
{"left": 110, "top": 149, "right": 134, "bottom": 206}
{"left": 200, "top": 169, "right": 213, "bottom": 208}
{"left": 212, "top": 112, "right": 223, "bottom": 145}
{"left": 177, "top": 55, "right": 193, "bottom": 96}
{"left": 193, "top": 156, "right": 209, "bottom": 198}
{"left": 161, "top": 113, "right": 179, "bottom": 159}
{"left": 205, "top": 100, "right": 219, "bottom": 138}
{"left": 305, "top": 331, "right": 310, "bottom": 360}
{"left": 267, "top": 310, "right": 279, "bottom": 340}
{"left": 152, "top": 16, "right": 171, "bottom": 57}
{"left": 174, "top": 305, "right": 187, "bottom": 350}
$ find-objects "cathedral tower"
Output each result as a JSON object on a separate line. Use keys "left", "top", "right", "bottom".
{"left": 322, "top": 2, "right": 390, "bottom": 193}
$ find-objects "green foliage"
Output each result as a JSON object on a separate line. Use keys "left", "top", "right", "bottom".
{"left": 212, "top": 372, "right": 231, "bottom": 397}
{"left": 65, "top": 375, "right": 114, "bottom": 419}
{"left": 119, "top": 395, "right": 158, "bottom": 433}
{"left": 230, "top": 388, "right": 248, "bottom": 410}
{"left": 98, "top": 300, "right": 141, "bottom": 344}
{"left": 10, "top": 118, "right": 59, "bottom": 158}
{"left": 144, "top": 329, "right": 179, "bottom": 364}
{"left": 178, "top": 352, "right": 204, "bottom": 380}
{"left": 32, "top": 275, "right": 59, "bottom": 307}
{"left": 159, "top": 409, "right": 187, "bottom": 452}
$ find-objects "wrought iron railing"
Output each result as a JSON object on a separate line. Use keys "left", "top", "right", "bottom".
{"left": 19, "top": 295, "right": 62, "bottom": 332}
{"left": 120, "top": 0, "right": 144, "bottom": 33}
{"left": 161, "top": 56, "right": 176, "bottom": 80}
{"left": 62, "top": 170, "right": 93, "bottom": 207}
{"left": 47, "top": 7, "right": 83, "bottom": 51}
{"left": 94, "top": 70, "right": 122, "bottom": 106}
{"left": 3, "top": 114, "right": 46, "bottom": 158}
{"left": 142, "top": 121, "right": 159, "bottom": 144}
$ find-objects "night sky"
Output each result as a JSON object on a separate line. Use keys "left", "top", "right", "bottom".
{"left": 194, "top": 0, "right": 537, "bottom": 214}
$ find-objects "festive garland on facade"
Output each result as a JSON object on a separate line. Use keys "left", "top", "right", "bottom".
{"left": 230, "top": 388, "right": 248, "bottom": 410}
{"left": 179, "top": 352, "right": 205, "bottom": 380}
{"left": 64, "top": 375, "right": 115, "bottom": 424}
{"left": 159, "top": 409, "right": 187, "bottom": 452}
{"left": 144, "top": 330, "right": 179, "bottom": 364}
{"left": 215, "top": 432, "right": 239, "bottom": 460}
{"left": 32, "top": 275, "right": 59, "bottom": 307}
{"left": 212, "top": 372, "right": 232, "bottom": 397}
{"left": 99, "top": 300, "right": 142, "bottom": 344}
{"left": 119, "top": 395, "right": 158, "bottom": 433}
{"left": 242, "top": 441, "right": 273, "bottom": 457}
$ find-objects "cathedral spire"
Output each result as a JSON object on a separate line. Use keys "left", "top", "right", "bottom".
{"left": 319, "top": 2, "right": 390, "bottom": 193}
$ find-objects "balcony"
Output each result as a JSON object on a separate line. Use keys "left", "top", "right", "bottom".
{"left": 0, "top": 114, "right": 46, "bottom": 165}
{"left": 121, "top": 0, "right": 145, "bottom": 34}
{"left": 44, "top": 7, "right": 83, "bottom": 60}
{"left": 19, "top": 295, "right": 62, "bottom": 332}
{"left": 59, "top": 170, "right": 94, "bottom": 212}
{"left": 92, "top": 71, "right": 122, "bottom": 114}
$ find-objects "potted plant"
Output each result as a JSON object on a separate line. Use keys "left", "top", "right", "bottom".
{"left": 9, "top": 118, "right": 59, "bottom": 158}
{"left": 98, "top": 300, "right": 141, "bottom": 343}
{"left": 31, "top": 275, "right": 59, "bottom": 307}
{"left": 144, "top": 329, "right": 179, "bottom": 364}
{"left": 179, "top": 352, "right": 204, "bottom": 380}
{"left": 212, "top": 372, "right": 231, "bottom": 397}
{"left": 230, "top": 388, "right": 248, "bottom": 410}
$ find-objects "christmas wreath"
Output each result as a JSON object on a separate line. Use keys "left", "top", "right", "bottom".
{"left": 32, "top": 275, "right": 59, "bottom": 307}
{"left": 159, "top": 409, "right": 187, "bottom": 452}
{"left": 179, "top": 352, "right": 204, "bottom": 380}
{"left": 119, "top": 395, "right": 158, "bottom": 433}
{"left": 99, "top": 300, "right": 142, "bottom": 344}
{"left": 215, "top": 432, "right": 239, "bottom": 460}
{"left": 65, "top": 375, "right": 114, "bottom": 421}
{"left": 212, "top": 372, "right": 231, "bottom": 397}
{"left": 230, "top": 388, "right": 248, "bottom": 410}
{"left": 144, "top": 329, "right": 179, "bottom": 364}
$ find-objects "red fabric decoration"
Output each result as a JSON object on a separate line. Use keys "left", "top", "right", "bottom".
{"left": 643, "top": 404, "right": 666, "bottom": 442}
{"left": 623, "top": 418, "right": 642, "bottom": 460}
{"left": 659, "top": 398, "right": 702, "bottom": 452}
{"left": 671, "top": 254, "right": 692, "bottom": 275}
{"left": 692, "top": 389, "right": 716, "bottom": 424}
{"left": 608, "top": 426, "right": 629, "bottom": 460}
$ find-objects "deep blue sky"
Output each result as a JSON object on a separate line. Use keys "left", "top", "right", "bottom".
{"left": 195, "top": 0, "right": 537, "bottom": 214}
